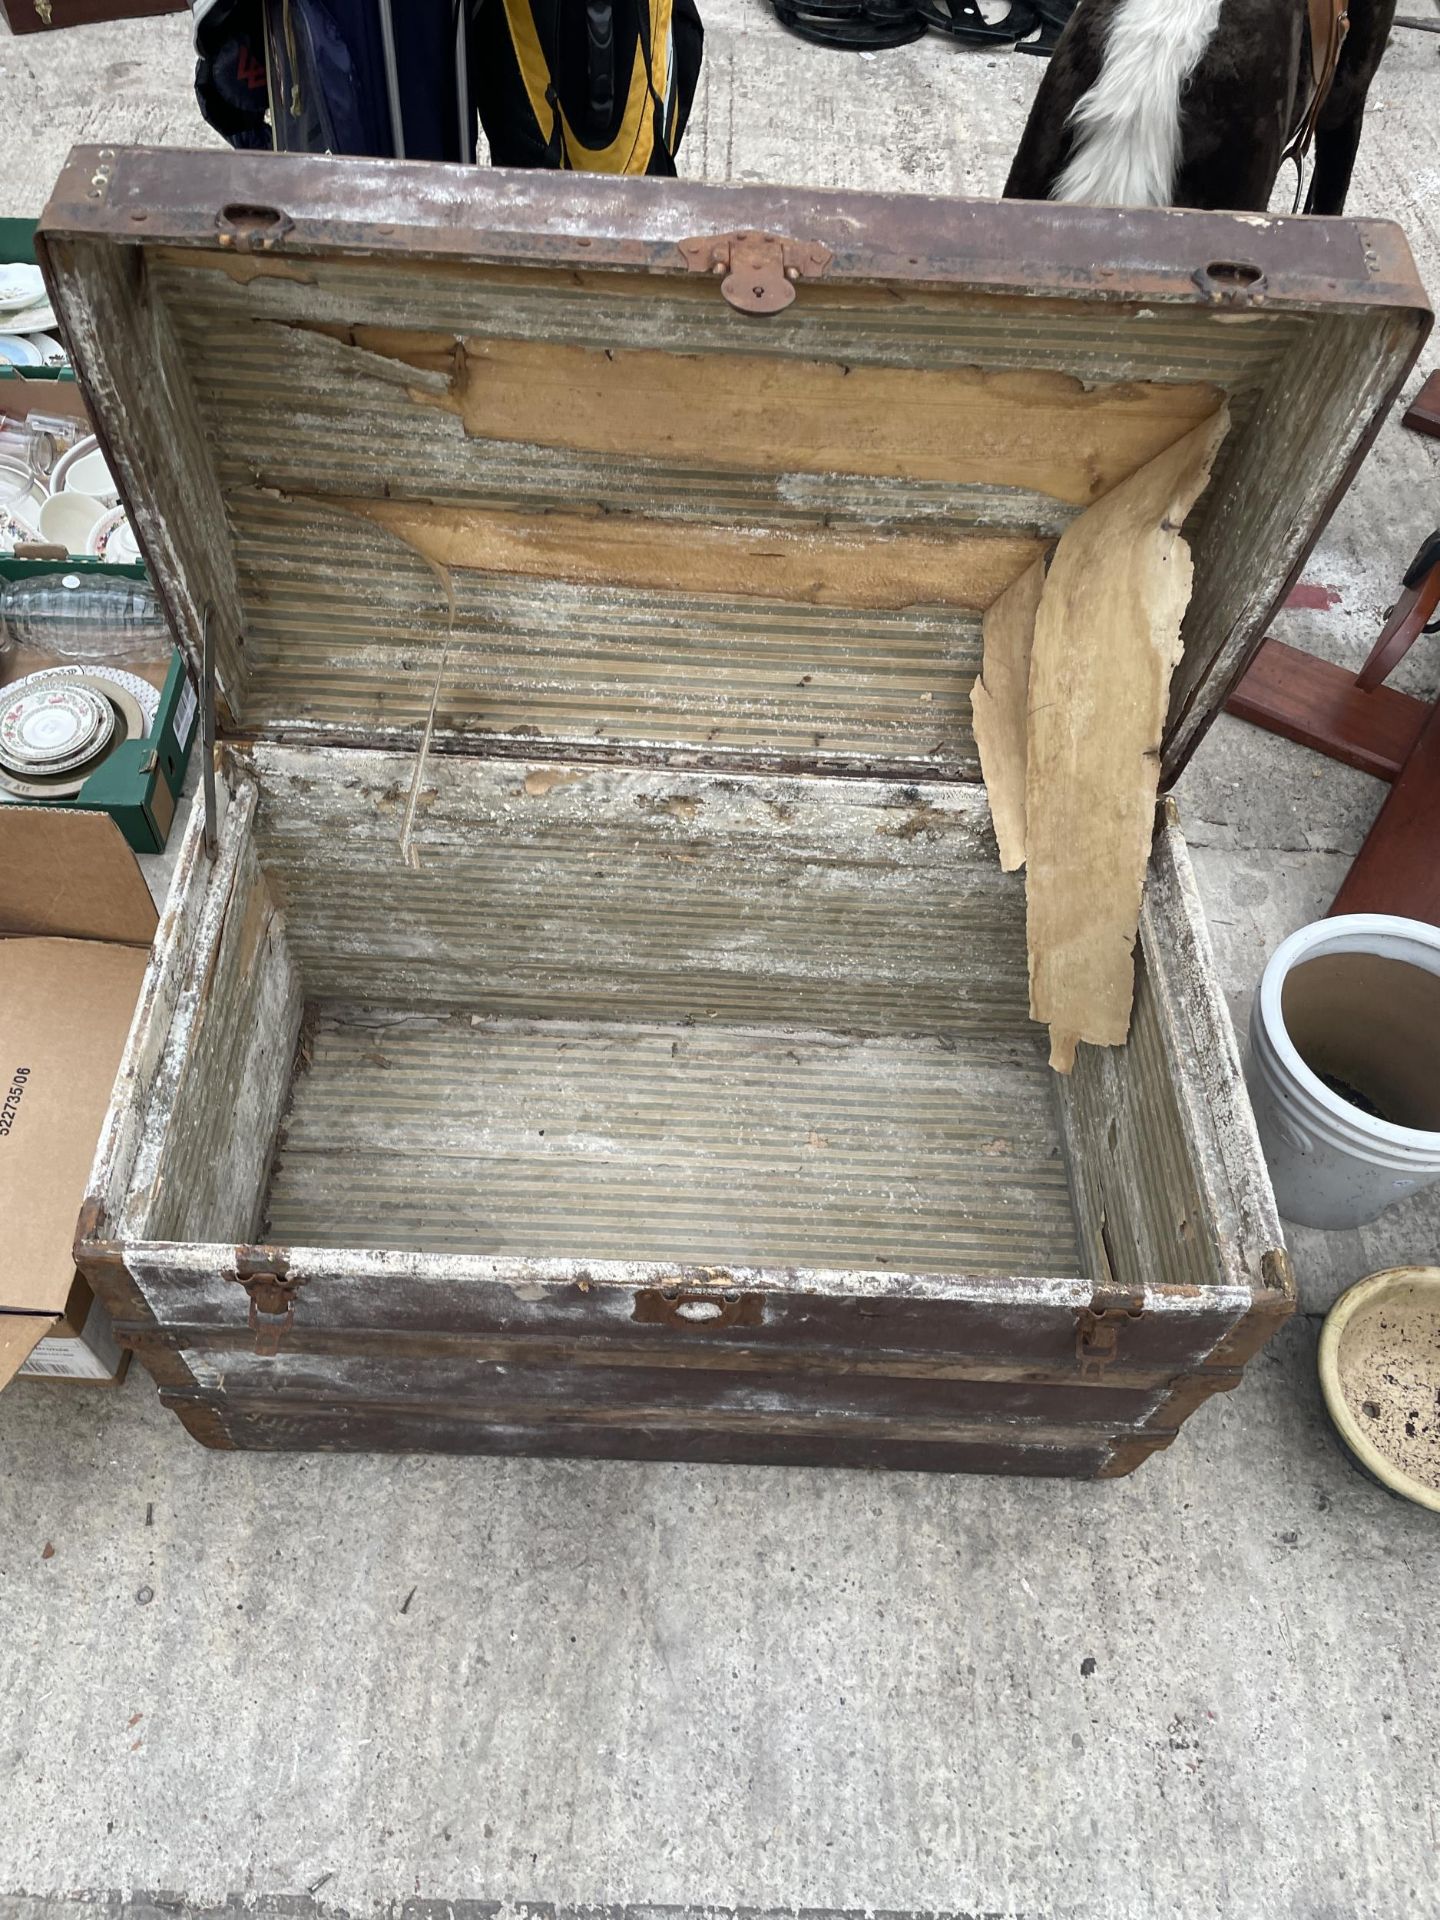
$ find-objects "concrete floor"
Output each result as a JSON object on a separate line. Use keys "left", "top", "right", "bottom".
{"left": 2, "top": 7, "right": 1440, "bottom": 1916}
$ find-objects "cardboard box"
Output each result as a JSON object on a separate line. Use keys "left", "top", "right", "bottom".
{"left": 16, "top": 1274, "right": 128, "bottom": 1382}
{"left": 0, "top": 806, "right": 154, "bottom": 1388}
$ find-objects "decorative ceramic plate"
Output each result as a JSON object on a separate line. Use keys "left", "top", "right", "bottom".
{"left": 9, "top": 660, "right": 159, "bottom": 732}
{"left": 3, "top": 299, "right": 59, "bottom": 336}
{"left": 0, "top": 679, "right": 115, "bottom": 775}
{"left": 87, "top": 506, "right": 141, "bottom": 564}
{"left": 0, "top": 333, "right": 43, "bottom": 367}
{"left": 88, "top": 663, "right": 159, "bottom": 733}
{"left": 25, "top": 332, "right": 67, "bottom": 368}
{"left": 0, "top": 668, "right": 148, "bottom": 800}
{"left": 0, "top": 502, "right": 38, "bottom": 553}
{"left": 0, "top": 264, "right": 44, "bottom": 313}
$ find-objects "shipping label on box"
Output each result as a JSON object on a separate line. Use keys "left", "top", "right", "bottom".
{"left": 18, "top": 1284, "right": 126, "bottom": 1382}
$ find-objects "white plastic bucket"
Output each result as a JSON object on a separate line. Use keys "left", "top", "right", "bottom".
{"left": 1247, "top": 914, "right": 1440, "bottom": 1230}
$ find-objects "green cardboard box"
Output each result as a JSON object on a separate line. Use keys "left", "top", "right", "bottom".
{"left": 1, "top": 559, "right": 197, "bottom": 852}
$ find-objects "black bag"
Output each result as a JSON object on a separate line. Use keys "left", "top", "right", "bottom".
{"left": 472, "top": 0, "right": 703, "bottom": 174}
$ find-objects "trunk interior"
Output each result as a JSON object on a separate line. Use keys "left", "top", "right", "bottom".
{"left": 50, "top": 175, "right": 1382, "bottom": 1309}
{"left": 110, "top": 737, "right": 1237, "bottom": 1309}
{"left": 124, "top": 744, "right": 1094, "bottom": 1282}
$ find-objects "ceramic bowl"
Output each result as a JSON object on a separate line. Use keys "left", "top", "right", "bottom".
{"left": 52, "top": 435, "right": 120, "bottom": 507}
{"left": 1319, "top": 1266, "right": 1440, "bottom": 1512}
{"left": 86, "top": 505, "right": 141, "bottom": 565}
{"left": 38, "top": 489, "right": 106, "bottom": 553}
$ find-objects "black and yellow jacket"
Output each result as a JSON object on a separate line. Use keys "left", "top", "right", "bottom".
{"left": 191, "top": 0, "right": 702, "bottom": 176}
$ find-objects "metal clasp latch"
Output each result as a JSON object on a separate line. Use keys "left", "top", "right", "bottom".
{"left": 229, "top": 1256, "right": 301, "bottom": 1356}
{"left": 1075, "top": 1285, "right": 1145, "bottom": 1380}
{"left": 678, "top": 230, "right": 834, "bottom": 316}
{"left": 215, "top": 203, "right": 294, "bottom": 254}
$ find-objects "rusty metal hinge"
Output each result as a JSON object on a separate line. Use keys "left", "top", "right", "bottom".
{"left": 229, "top": 1257, "right": 301, "bottom": 1356}
{"left": 1075, "top": 1286, "right": 1145, "bottom": 1380}
{"left": 678, "top": 230, "right": 833, "bottom": 316}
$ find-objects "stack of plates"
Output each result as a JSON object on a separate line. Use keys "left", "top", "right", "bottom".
{"left": 0, "top": 679, "right": 116, "bottom": 775}
{"left": 0, "top": 263, "right": 64, "bottom": 369}
{"left": 0, "top": 666, "right": 148, "bottom": 801}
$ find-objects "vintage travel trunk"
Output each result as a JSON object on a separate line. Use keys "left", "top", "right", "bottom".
{"left": 43, "top": 145, "right": 1428, "bottom": 1473}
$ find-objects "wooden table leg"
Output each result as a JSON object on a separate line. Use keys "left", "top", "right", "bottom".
{"left": 1332, "top": 694, "right": 1440, "bottom": 924}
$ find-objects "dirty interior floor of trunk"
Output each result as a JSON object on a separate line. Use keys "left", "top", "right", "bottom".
{"left": 260, "top": 1003, "right": 1083, "bottom": 1275}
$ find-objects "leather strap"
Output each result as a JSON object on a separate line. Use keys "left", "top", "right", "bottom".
{"left": 1282, "top": 0, "right": 1350, "bottom": 180}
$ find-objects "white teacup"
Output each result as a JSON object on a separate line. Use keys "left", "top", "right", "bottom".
{"left": 37, "top": 489, "right": 106, "bottom": 553}
{"left": 59, "top": 444, "right": 119, "bottom": 505}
